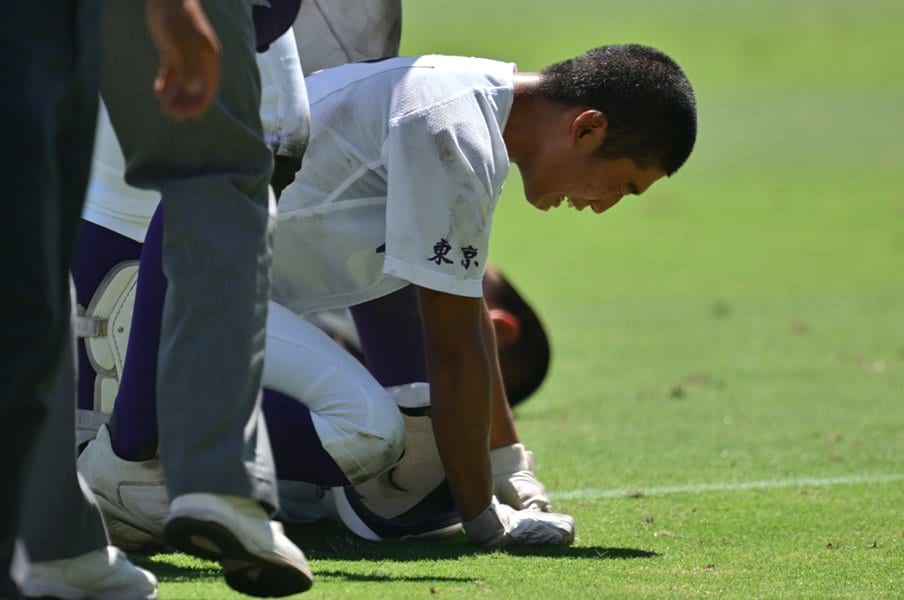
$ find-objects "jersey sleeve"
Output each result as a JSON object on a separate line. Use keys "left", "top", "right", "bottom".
{"left": 256, "top": 28, "right": 310, "bottom": 161}
{"left": 381, "top": 89, "right": 509, "bottom": 297}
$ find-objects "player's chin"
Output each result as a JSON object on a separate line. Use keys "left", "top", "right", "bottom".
{"left": 534, "top": 195, "right": 564, "bottom": 212}
{"left": 524, "top": 197, "right": 545, "bottom": 211}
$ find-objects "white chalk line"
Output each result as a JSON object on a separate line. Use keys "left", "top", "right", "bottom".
{"left": 551, "top": 473, "right": 904, "bottom": 501}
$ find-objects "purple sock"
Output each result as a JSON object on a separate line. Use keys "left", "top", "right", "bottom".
{"left": 71, "top": 220, "right": 142, "bottom": 411}
{"left": 349, "top": 286, "right": 428, "bottom": 386}
{"left": 263, "top": 389, "right": 350, "bottom": 486}
{"left": 109, "top": 206, "right": 166, "bottom": 460}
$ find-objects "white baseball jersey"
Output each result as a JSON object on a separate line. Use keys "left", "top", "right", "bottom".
{"left": 82, "top": 28, "right": 309, "bottom": 242}
{"left": 271, "top": 55, "right": 515, "bottom": 315}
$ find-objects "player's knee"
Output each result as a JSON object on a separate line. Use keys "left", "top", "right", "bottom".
{"left": 344, "top": 441, "right": 402, "bottom": 486}
{"left": 316, "top": 395, "right": 405, "bottom": 485}
{"left": 343, "top": 413, "right": 405, "bottom": 485}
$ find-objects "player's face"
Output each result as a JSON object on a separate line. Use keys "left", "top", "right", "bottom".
{"left": 525, "top": 156, "right": 666, "bottom": 215}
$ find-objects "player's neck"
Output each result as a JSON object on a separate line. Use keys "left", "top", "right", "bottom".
{"left": 504, "top": 73, "right": 562, "bottom": 165}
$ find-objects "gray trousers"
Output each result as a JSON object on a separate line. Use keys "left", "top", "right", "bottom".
{"left": 18, "top": 324, "right": 110, "bottom": 561}
{"left": 1, "top": 0, "right": 109, "bottom": 564}
{"left": 100, "top": 1, "right": 279, "bottom": 507}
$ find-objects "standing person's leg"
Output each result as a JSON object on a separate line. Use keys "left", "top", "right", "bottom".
{"left": 102, "top": 0, "right": 275, "bottom": 514}
{"left": 0, "top": 1, "right": 103, "bottom": 586}
{"left": 1, "top": 3, "right": 157, "bottom": 598}
{"left": 19, "top": 326, "right": 107, "bottom": 562}
{"left": 101, "top": 1, "right": 312, "bottom": 595}
{"left": 15, "top": 319, "right": 156, "bottom": 600}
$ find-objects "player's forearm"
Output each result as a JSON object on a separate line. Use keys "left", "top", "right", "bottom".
{"left": 417, "top": 287, "right": 498, "bottom": 520}
{"left": 427, "top": 342, "right": 495, "bottom": 522}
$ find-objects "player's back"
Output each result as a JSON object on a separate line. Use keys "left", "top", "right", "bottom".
{"left": 272, "top": 55, "right": 516, "bottom": 316}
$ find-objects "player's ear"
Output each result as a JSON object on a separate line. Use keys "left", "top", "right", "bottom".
{"left": 489, "top": 309, "right": 521, "bottom": 348}
{"left": 572, "top": 109, "right": 608, "bottom": 152}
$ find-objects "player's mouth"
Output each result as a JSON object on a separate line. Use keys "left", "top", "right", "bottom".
{"left": 567, "top": 198, "right": 589, "bottom": 211}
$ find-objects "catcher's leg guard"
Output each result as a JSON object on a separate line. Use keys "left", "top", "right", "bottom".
{"left": 77, "top": 260, "right": 139, "bottom": 414}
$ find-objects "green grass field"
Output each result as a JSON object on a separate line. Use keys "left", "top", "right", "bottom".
{"left": 142, "top": 1, "right": 903, "bottom": 597}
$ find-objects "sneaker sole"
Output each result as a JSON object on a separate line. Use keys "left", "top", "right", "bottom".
{"left": 163, "top": 517, "right": 314, "bottom": 597}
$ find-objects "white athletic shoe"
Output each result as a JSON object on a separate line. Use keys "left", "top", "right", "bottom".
{"left": 77, "top": 424, "right": 168, "bottom": 551}
{"left": 163, "top": 493, "right": 314, "bottom": 597}
{"left": 14, "top": 545, "right": 158, "bottom": 600}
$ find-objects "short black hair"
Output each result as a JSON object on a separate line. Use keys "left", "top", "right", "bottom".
{"left": 537, "top": 44, "right": 697, "bottom": 175}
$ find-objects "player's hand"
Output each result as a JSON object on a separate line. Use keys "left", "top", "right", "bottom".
{"left": 490, "top": 443, "right": 552, "bottom": 512}
{"left": 463, "top": 497, "right": 575, "bottom": 546}
{"left": 145, "top": 0, "right": 221, "bottom": 121}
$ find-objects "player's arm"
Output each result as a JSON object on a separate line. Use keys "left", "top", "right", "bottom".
{"left": 416, "top": 286, "right": 494, "bottom": 521}
{"left": 417, "top": 286, "right": 574, "bottom": 546}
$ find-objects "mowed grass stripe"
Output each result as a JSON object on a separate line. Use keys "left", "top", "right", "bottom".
{"left": 553, "top": 473, "right": 904, "bottom": 500}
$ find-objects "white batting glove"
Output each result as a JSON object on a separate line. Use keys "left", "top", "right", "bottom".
{"left": 490, "top": 443, "right": 552, "bottom": 512}
{"left": 463, "top": 497, "right": 575, "bottom": 546}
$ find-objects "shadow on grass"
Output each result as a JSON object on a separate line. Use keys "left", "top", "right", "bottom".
{"left": 129, "top": 553, "right": 221, "bottom": 582}
{"left": 314, "top": 571, "right": 476, "bottom": 583}
{"left": 124, "top": 521, "right": 656, "bottom": 585}
{"left": 130, "top": 548, "right": 654, "bottom": 589}
{"left": 284, "top": 521, "right": 658, "bottom": 562}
